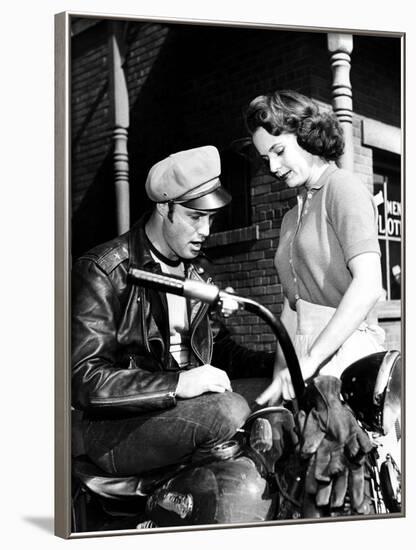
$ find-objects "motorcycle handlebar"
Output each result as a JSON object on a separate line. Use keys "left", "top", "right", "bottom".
{"left": 127, "top": 267, "right": 306, "bottom": 406}
{"left": 128, "top": 268, "right": 221, "bottom": 303}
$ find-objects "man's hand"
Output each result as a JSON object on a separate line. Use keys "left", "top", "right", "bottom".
{"left": 219, "top": 287, "right": 240, "bottom": 318}
{"left": 176, "top": 365, "right": 232, "bottom": 399}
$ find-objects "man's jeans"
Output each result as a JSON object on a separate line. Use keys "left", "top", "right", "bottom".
{"left": 82, "top": 378, "right": 269, "bottom": 476}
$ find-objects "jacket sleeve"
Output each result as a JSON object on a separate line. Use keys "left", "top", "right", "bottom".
{"left": 210, "top": 314, "right": 274, "bottom": 379}
{"left": 71, "top": 259, "right": 179, "bottom": 414}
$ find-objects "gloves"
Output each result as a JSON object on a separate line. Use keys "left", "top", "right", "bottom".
{"left": 299, "top": 376, "right": 374, "bottom": 514}
{"left": 248, "top": 407, "right": 299, "bottom": 470}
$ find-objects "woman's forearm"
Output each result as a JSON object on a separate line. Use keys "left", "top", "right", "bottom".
{"left": 307, "top": 253, "right": 383, "bottom": 371}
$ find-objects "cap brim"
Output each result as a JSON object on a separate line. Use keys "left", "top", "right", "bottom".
{"left": 180, "top": 186, "right": 232, "bottom": 211}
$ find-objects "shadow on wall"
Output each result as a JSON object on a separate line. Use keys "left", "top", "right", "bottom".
{"left": 71, "top": 154, "right": 118, "bottom": 260}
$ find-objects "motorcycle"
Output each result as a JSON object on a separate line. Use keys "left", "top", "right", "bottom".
{"left": 71, "top": 268, "right": 402, "bottom": 532}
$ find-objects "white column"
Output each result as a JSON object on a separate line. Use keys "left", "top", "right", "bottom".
{"left": 327, "top": 33, "right": 354, "bottom": 171}
{"left": 108, "top": 21, "right": 130, "bottom": 234}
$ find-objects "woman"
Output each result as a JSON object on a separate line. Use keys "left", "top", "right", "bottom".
{"left": 245, "top": 90, "right": 385, "bottom": 404}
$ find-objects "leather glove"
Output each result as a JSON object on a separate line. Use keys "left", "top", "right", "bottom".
{"left": 248, "top": 407, "right": 299, "bottom": 470}
{"left": 299, "top": 376, "right": 374, "bottom": 514}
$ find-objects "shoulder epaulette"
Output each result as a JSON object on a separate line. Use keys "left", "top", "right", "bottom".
{"left": 79, "top": 239, "right": 129, "bottom": 274}
{"left": 96, "top": 244, "right": 129, "bottom": 273}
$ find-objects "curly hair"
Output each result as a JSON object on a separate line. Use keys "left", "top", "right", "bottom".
{"left": 245, "top": 90, "right": 344, "bottom": 161}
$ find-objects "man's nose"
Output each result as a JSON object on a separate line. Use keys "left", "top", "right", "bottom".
{"left": 198, "top": 217, "right": 210, "bottom": 237}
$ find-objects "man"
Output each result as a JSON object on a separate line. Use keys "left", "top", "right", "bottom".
{"left": 72, "top": 145, "right": 273, "bottom": 476}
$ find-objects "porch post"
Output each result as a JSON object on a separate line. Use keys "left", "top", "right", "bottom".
{"left": 327, "top": 33, "right": 354, "bottom": 171}
{"left": 108, "top": 21, "right": 130, "bottom": 234}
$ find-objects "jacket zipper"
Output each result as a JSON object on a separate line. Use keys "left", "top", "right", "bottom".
{"left": 140, "top": 286, "right": 167, "bottom": 370}
{"left": 190, "top": 303, "right": 210, "bottom": 364}
{"left": 90, "top": 390, "right": 176, "bottom": 406}
{"left": 140, "top": 287, "right": 152, "bottom": 356}
{"left": 189, "top": 269, "right": 213, "bottom": 364}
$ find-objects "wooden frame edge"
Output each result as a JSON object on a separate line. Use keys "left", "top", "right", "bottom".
{"left": 54, "top": 10, "right": 72, "bottom": 539}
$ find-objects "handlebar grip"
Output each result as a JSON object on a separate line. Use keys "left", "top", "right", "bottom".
{"left": 128, "top": 268, "right": 220, "bottom": 304}
{"left": 128, "top": 268, "right": 185, "bottom": 295}
{"left": 183, "top": 279, "right": 220, "bottom": 304}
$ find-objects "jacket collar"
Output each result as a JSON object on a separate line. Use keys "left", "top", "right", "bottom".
{"left": 128, "top": 212, "right": 160, "bottom": 271}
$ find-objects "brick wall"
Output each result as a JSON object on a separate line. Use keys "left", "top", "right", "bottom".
{"left": 71, "top": 20, "right": 401, "bottom": 353}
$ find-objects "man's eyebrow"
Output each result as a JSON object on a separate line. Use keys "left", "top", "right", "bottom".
{"left": 186, "top": 209, "right": 210, "bottom": 215}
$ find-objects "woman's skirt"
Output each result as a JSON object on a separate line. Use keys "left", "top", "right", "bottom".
{"left": 294, "top": 298, "right": 386, "bottom": 379}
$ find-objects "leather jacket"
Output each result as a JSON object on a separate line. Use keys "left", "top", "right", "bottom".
{"left": 72, "top": 215, "right": 272, "bottom": 416}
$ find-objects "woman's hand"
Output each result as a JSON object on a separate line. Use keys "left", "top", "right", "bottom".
{"left": 255, "top": 354, "right": 323, "bottom": 405}
{"left": 255, "top": 368, "right": 293, "bottom": 405}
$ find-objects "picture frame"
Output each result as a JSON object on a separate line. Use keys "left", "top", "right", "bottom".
{"left": 55, "top": 10, "right": 405, "bottom": 539}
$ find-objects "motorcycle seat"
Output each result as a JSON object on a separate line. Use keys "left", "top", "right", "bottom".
{"left": 71, "top": 409, "right": 188, "bottom": 500}
{"left": 72, "top": 455, "right": 185, "bottom": 500}
{"left": 73, "top": 456, "right": 145, "bottom": 500}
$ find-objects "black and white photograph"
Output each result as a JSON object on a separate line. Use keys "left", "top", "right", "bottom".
{"left": 55, "top": 11, "right": 404, "bottom": 538}
{"left": 5, "top": 0, "right": 416, "bottom": 549}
